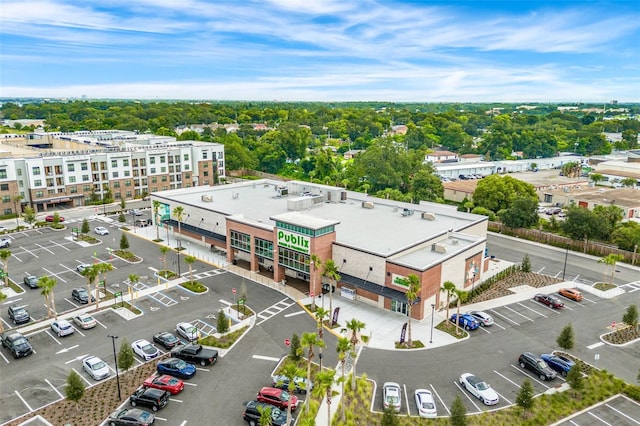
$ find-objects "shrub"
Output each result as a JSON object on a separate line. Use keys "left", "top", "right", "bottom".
{"left": 120, "top": 233, "right": 130, "bottom": 250}
{"left": 290, "top": 333, "right": 301, "bottom": 361}
{"left": 66, "top": 370, "right": 85, "bottom": 407}
{"left": 516, "top": 379, "right": 535, "bottom": 414}
{"left": 181, "top": 281, "right": 206, "bottom": 293}
{"left": 450, "top": 394, "right": 467, "bottom": 426}
{"left": 557, "top": 323, "right": 575, "bottom": 350}
{"left": 216, "top": 309, "right": 229, "bottom": 334}
{"left": 118, "top": 338, "right": 135, "bottom": 371}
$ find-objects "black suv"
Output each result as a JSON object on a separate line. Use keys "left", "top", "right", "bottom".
{"left": 243, "top": 401, "right": 289, "bottom": 426}
{"left": 8, "top": 305, "right": 30, "bottom": 325}
{"left": 1, "top": 331, "right": 33, "bottom": 358}
{"left": 71, "top": 287, "right": 94, "bottom": 304}
{"left": 23, "top": 276, "right": 39, "bottom": 289}
{"left": 518, "top": 352, "right": 557, "bottom": 381}
{"left": 129, "top": 387, "right": 169, "bottom": 412}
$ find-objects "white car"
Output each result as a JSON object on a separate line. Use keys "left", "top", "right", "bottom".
{"left": 72, "top": 313, "right": 97, "bottom": 329}
{"left": 414, "top": 389, "right": 437, "bottom": 418}
{"left": 94, "top": 226, "right": 109, "bottom": 235}
{"left": 131, "top": 339, "right": 161, "bottom": 361}
{"left": 83, "top": 356, "right": 111, "bottom": 380}
{"left": 459, "top": 373, "right": 499, "bottom": 406}
{"left": 0, "top": 237, "right": 10, "bottom": 248}
{"left": 467, "top": 311, "right": 494, "bottom": 327}
{"left": 130, "top": 209, "right": 143, "bottom": 216}
{"left": 76, "top": 263, "right": 91, "bottom": 273}
{"left": 50, "top": 319, "right": 75, "bottom": 337}
{"left": 176, "top": 322, "right": 200, "bottom": 341}
{"left": 382, "top": 382, "right": 401, "bottom": 412}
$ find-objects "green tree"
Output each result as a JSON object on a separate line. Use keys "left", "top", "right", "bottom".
{"left": 410, "top": 169, "right": 443, "bottom": 202}
{"left": 120, "top": 198, "right": 126, "bottom": 209}
{"left": 159, "top": 245, "right": 170, "bottom": 273}
{"left": 598, "top": 254, "right": 624, "bottom": 285}
{"left": 557, "top": 323, "right": 575, "bottom": 351}
{"left": 94, "top": 262, "right": 113, "bottom": 309}
{"left": 152, "top": 200, "right": 161, "bottom": 241}
{"left": 309, "top": 254, "right": 322, "bottom": 311}
{"left": 500, "top": 197, "right": 539, "bottom": 229}
{"left": 611, "top": 222, "right": 640, "bottom": 251}
{"left": 38, "top": 276, "right": 58, "bottom": 319}
{"left": 566, "top": 364, "right": 583, "bottom": 396}
{"left": 172, "top": 206, "right": 184, "bottom": 241}
{"left": 312, "top": 369, "right": 336, "bottom": 426}
{"left": 120, "top": 233, "right": 130, "bottom": 250}
{"left": 562, "top": 205, "right": 607, "bottom": 243}
{"left": 81, "top": 265, "right": 99, "bottom": 310}
{"left": 449, "top": 394, "right": 467, "bottom": 426}
{"left": 321, "top": 259, "right": 340, "bottom": 324}
{"left": 472, "top": 174, "right": 538, "bottom": 213}
{"left": 300, "top": 332, "right": 325, "bottom": 414}
{"left": 118, "top": 338, "right": 135, "bottom": 371}
{"left": 81, "top": 218, "right": 90, "bottom": 234}
{"left": 289, "top": 333, "right": 301, "bottom": 361}
{"left": 336, "top": 336, "right": 351, "bottom": 423}
{"left": 216, "top": 309, "right": 229, "bottom": 334}
{"left": 621, "top": 177, "right": 638, "bottom": 188}
{"left": 589, "top": 173, "right": 605, "bottom": 185}
{"left": 516, "top": 379, "right": 535, "bottom": 415}
{"left": 397, "top": 274, "right": 421, "bottom": 346}
{"left": 345, "top": 318, "right": 365, "bottom": 389}
{"left": 184, "top": 255, "right": 196, "bottom": 284}
{"left": 315, "top": 306, "right": 329, "bottom": 370}
{"left": 11, "top": 195, "right": 24, "bottom": 228}
{"left": 453, "top": 289, "right": 469, "bottom": 336}
{"left": 65, "top": 370, "right": 85, "bottom": 410}
{"left": 441, "top": 281, "right": 456, "bottom": 327}
{"left": 622, "top": 304, "right": 638, "bottom": 336}
{"left": 0, "top": 290, "right": 6, "bottom": 333}
{"left": 256, "top": 403, "right": 273, "bottom": 426}
{"left": 240, "top": 279, "right": 248, "bottom": 305}
{"left": 118, "top": 212, "right": 126, "bottom": 223}
{"left": 381, "top": 407, "right": 400, "bottom": 426}
{"left": 521, "top": 254, "right": 532, "bottom": 273}
{"left": 276, "top": 362, "right": 305, "bottom": 425}
{"left": 0, "top": 249, "right": 11, "bottom": 287}
{"left": 22, "top": 206, "right": 37, "bottom": 228}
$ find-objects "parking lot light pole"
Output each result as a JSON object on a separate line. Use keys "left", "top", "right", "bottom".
{"left": 430, "top": 304, "right": 435, "bottom": 344}
{"left": 176, "top": 239, "right": 181, "bottom": 276}
{"left": 107, "top": 335, "right": 122, "bottom": 401}
{"left": 562, "top": 245, "right": 569, "bottom": 280}
{"left": 131, "top": 211, "right": 136, "bottom": 234}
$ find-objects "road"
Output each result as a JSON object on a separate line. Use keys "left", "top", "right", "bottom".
{"left": 486, "top": 233, "right": 638, "bottom": 285}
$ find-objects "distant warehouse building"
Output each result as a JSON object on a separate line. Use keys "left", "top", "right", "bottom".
{"left": 152, "top": 180, "right": 490, "bottom": 320}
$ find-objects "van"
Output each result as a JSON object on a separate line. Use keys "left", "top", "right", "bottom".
{"left": 129, "top": 387, "right": 170, "bottom": 411}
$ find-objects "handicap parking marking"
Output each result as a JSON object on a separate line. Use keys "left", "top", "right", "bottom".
{"left": 429, "top": 383, "right": 449, "bottom": 415}
{"left": 503, "top": 305, "right": 534, "bottom": 322}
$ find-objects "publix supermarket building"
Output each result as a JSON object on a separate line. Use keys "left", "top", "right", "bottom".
{"left": 151, "top": 179, "right": 489, "bottom": 321}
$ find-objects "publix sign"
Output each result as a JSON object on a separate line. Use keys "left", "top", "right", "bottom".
{"left": 277, "top": 230, "right": 310, "bottom": 254}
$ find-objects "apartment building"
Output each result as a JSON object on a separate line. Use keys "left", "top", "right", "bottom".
{"left": 0, "top": 131, "right": 225, "bottom": 215}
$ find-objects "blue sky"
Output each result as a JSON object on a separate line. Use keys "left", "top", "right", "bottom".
{"left": 0, "top": 0, "right": 638, "bottom": 102}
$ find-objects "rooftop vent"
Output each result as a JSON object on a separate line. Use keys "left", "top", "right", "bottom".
{"left": 201, "top": 194, "right": 213, "bottom": 202}
{"left": 451, "top": 238, "right": 459, "bottom": 245}
{"left": 422, "top": 212, "right": 436, "bottom": 221}
{"left": 401, "top": 208, "right": 414, "bottom": 217}
{"left": 432, "top": 243, "right": 447, "bottom": 254}
{"left": 362, "top": 201, "right": 374, "bottom": 209}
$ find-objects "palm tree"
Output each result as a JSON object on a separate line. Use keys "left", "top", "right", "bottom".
{"left": 336, "top": 336, "right": 351, "bottom": 423}
{"left": 454, "top": 289, "right": 469, "bottom": 336}
{"left": 129, "top": 274, "right": 140, "bottom": 289}
{"left": 345, "top": 318, "right": 365, "bottom": 389}
{"left": 12, "top": 195, "right": 24, "bottom": 228}
{"left": 0, "top": 249, "right": 11, "bottom": 287}
{"left": 0, "top": 290, "right": 7, "bottom": 333}
{"left": 152, "top": 200, "right": 161, "bottom": 240}
{"left": 38, "top": 276, "right": 57, "bottom": 319}
{"left": 172, "top": 206, "right": 184, "bottom": 243}
{"left": 309, "top": 254, "right": 322, "bottom": 311}
{"left": 184, "top": 255, "right": 196, "bottom": 284}
{"left": 159, "top": 246, "right": 170, "bottom": 275}
{"left": 312, "top": 369, "right": 336, "bottom": 426}
{"left": 404, "top": 274, "right": 421, "bottom": 347}
{"left": 315, "top": 307, "right": 329, "bottom": 370}
{"left": 300, "top": 332, "right": 325, "bottom": 414}
{"left": 256, "top": 404, "right": 273, "bottom": 426}
{"left": 276, "top": 361, "right": 305, "bottom": 425}
{"left": 321, "top": 259, "right": 340, "bottom": 324}
{"left": 598, "top": 254, "right": 624, "bottom": 285}
{"left": 441, "top": 281, "right": 456, "bottom": 328}
{"left": 94, "top": 262, "right": 114, "bottom": 309}
{"left": 81, "top": 265, "right": 99, "bottom": 306}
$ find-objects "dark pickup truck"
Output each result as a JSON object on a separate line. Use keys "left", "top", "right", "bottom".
{"left": 1, "top": 331, "right": 33, "bottom": 359}
{"left": 170, "top": 344, "right": 218, "bottom": 366}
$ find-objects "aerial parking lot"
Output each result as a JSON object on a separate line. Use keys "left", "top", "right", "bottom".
{"left": 555, "top": 394, "right": 640, "bottom": 426}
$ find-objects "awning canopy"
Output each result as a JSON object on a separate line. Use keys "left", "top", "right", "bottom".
{"left": 339, "top": 273, "right": 418, "bottom": 304}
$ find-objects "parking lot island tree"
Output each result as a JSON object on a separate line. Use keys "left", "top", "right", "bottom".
{"left": 521, "top": 254, "right": 532, "bottom": 273}
{"left": 454, "top": 289, "right": 469, "bottom": 336}
{"left": 120, "top": 233, "right": 130, "bottom": 250}
{"left": 81, "top": 218, "right": 90, "bottom": 234}
{"left": 322, "top": 259, "right": 340, "bottom": 324}
{"left": 128, "top": 274, "right": 139, "bottom": 293}
{"left": 566, "top": 364, "right": 583, "bottom": 397}
{"left": 336, "top": 336, "right": 352, "bottom": 423}
{"left": 0, "top": 249, "right": 11, "bottom": 287}
{"left": 117, "top": 338, "right": 135, "bottom": 371}
{"left": 622, "top": 304, "right": 638, "bottom": 337}
{"left": 309, "top": 254, "right": 322, "bottom": 311}
{"left": 38, "top": 275, "right": 57, "bottom": 319}
{"left": 300, "top": 331, "right": 325, "bottom": 414}
{"left": 184, "top": 254, "right": 196, "bottom": 284}
{"left": 398, "top": 274, "right": 421, "bottom": 347}
{"left": 65, "top": 369, "right": 85, "bottom": 411}
{"left": 345, "top": 318, "right": 365, "bottom": 389}
{"left": 557, "top": 323, "right": 575, "bottom": 350}
{"left": 277, "top": 361, "right": 306, "bottom": 426}
{"left": 598, "top": 253, "right": 624, "bottom": 285}
{"left": 289, "top": 333, "right": 301, "bottom": 361}
{"left": 441, "top": 281, "right": 456, "bottom": 328}
{"left": 152, "top": 200, "right": 161, "bottom": 241}
{"left": 172, "top": 206, "right": 184, "bottom": 241}
{"left": 450, "top": 394, "right": 467, "bottom": 426}
{"left": 381, "top": 407, "right": 400, "bottom": 426}
{"left": 95, "top": 262, "right": 114, "bottom": 309}
{"left": 81, "top": 265, "right": 99, "bottom": 308}
{"left": 312, "top": 369, "right": 336, "bottom": 426}
{"left": 516, "top": 379, "right": 535, "bottom": 417}
{"left": 315, "top": 306, "right": 329, "bottom": 370}
{"left": 0, "top": 290, "right": 6, "bottom": 333}
{"left": 159, "top": 245, "right": 170, "bottom": 275}
{"left": 216, "top": 309, "right": 229, "bottom": 334}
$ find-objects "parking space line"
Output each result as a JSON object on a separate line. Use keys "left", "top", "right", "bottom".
{"left": 478, "top": 326, "right": 491, "bottom": 334}
{"left": 0, "top": 350, "right": 9, "bottom": 363}
{"left": 95, "top": 318, "right": 108, "bottom": 329}
{"left": 429, "top": 384, "right": 449, "bottom": 415}
{"left": 196, "top": 367, "right": 210, "bottom": 372}
{"left": 179, "top": 420, "right": 187, "bottom": 425}
{"left": 65, "top": 298, "right": 79, "bottom": 308}
{"left": 49, "top": 240, "right": 71, "bottom": 251}
{"left": 588, "top": 411, "right": 613, "bottom": 425}
{"left": 1, "top": 318, "right": 10, "bottom": 331}
{"left": 252, "top": 355, "right": 280, "bottom": 362}
{"left": 46, "top": 330, "right": 62, "bottom": 345}
{"left": 72, "top": 367, "right": 93, "bottom": 386}
{"left": 184, "top": 382, "right": 197, "bottom": 387}
{"left": 17, "top": 246, "right": 38, "bottom": 259}
{"left": 495, "top": 391, "right": 512, "bottom": 405}
{"left": 504, "top": 305, "right": 534, "bottom": 322}
{"left": 569, "top": 420, "right": 579, "bottom": 425}
{"left": 169, "top": 398, "right": 183, "bottom": 403}
{"left": 43, "top": 267, "right": 67, "bottom": 283}
{"left": 517, "top": 302, "right": 549, "bottom": 318}
{"left": 583, "top": 296, "right": 597, "bottom": 304}
{"left": 453, "top": 381, "right": 481, "bottom": 412}
{"left": 73, "top": 327, "right": 85, "bottom": 337}
{"left": 14, "top": 390, "right": 33, "bottom": 412}
{"left": 509, "top": 364, "right": 550, "bottom": 389}
{"left": 56, "top": 344, "right": 79, "bottom": 355}
{"left": 403, "top": 383, "right": 411, "bottom": 417}
{"left": 489, "top": 309, "right": 520, "bottom": 326}
{"left": 284, "top": 311, "right": 305, "bottom": 318}
{"left": 493, "top": 370, "right": 521, "bottom": 389}
{"left": 491, "top": 321, "right": 506, "bottom": 330}
{"left": 154, "top": 417, "right": 167, "bottom": 421}
{"left": 34, "top": 243, "right": 55, "bottom": 255}
{"left": 605, "top": 403, "right": 640, "bottom": 424}
{"left": 45, "top": 378, "right": 64, "bottom": 399}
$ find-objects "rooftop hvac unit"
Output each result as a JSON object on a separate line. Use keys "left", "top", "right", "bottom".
{"left": 422, "top": 212, "right": 436, "bottom": 221}
{"left": 451, "top": 239, "right": 459, "bottom": 245}
{"left": 362, "top": 201, "right": 374, "bottom": 209}
{"left": 201, "top": 194, "right": 213, "bottom": 202}
{"left": 432, "top": 243, "right": 447, "bottom": 254}
{"left": 401, "top": 208, "right": 414, "bottom": 217}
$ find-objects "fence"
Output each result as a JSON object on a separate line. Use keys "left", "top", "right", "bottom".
{"left": 488, "top": 222, "right": 637, "bottom": 265}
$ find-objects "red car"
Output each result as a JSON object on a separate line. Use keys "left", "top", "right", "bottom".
{"left": 45, "top": 215, "right": 65, "bottom": 222}
{"left": 257, "top": 387, "right": 298, "bottom": 411}
{"left": 534, "top": 294, "right": 564, "bottom": 309}
{"left": 143, "top": 374, "right": 184, "bottom": 395}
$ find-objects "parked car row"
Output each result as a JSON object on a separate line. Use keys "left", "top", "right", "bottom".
{"left": 243, "top": 368, "right": 308, "bottom": 425}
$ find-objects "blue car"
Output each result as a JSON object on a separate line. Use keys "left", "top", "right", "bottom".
{"left": 157, "top": 357, "right": 196, "bottom": 379}
{"left": 449, "top": 313, "right": 480, "bottom": 330}
{"left": 541, "top": 353, "right": 575, "bottom": 377}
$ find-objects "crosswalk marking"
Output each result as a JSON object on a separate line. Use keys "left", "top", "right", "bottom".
{"left": 256, "top": 298, "right": 295, "bottom": 325}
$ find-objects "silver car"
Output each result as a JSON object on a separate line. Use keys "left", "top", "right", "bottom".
{"left": 83, "top": 356, "right": 111, "bottom": 380}
{"left": 467, "top": 311, "right": 494, "bottom": 327}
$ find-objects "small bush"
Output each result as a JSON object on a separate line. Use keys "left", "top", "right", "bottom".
{"left": 181, "top": 281, "right": 207, "bottom": 293}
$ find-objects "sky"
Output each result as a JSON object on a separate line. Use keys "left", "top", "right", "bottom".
{"left": 0, "top": 0, "right": 639, "bottom": 102}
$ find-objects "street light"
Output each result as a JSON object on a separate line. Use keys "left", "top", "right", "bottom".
{"left": 430, "top": 304, "right": 435, "bottom": 344}
{"left": 176, "top": 238, "right": 182, "bottom": 276}
{"left": 107, "top": 335, "right": 122, "bottom": 401}
{"left": 131, "top": 210, "right": 136, "bottom": 234}
{"left": 562, "top": 245, "right": 569, "bottom": 280}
